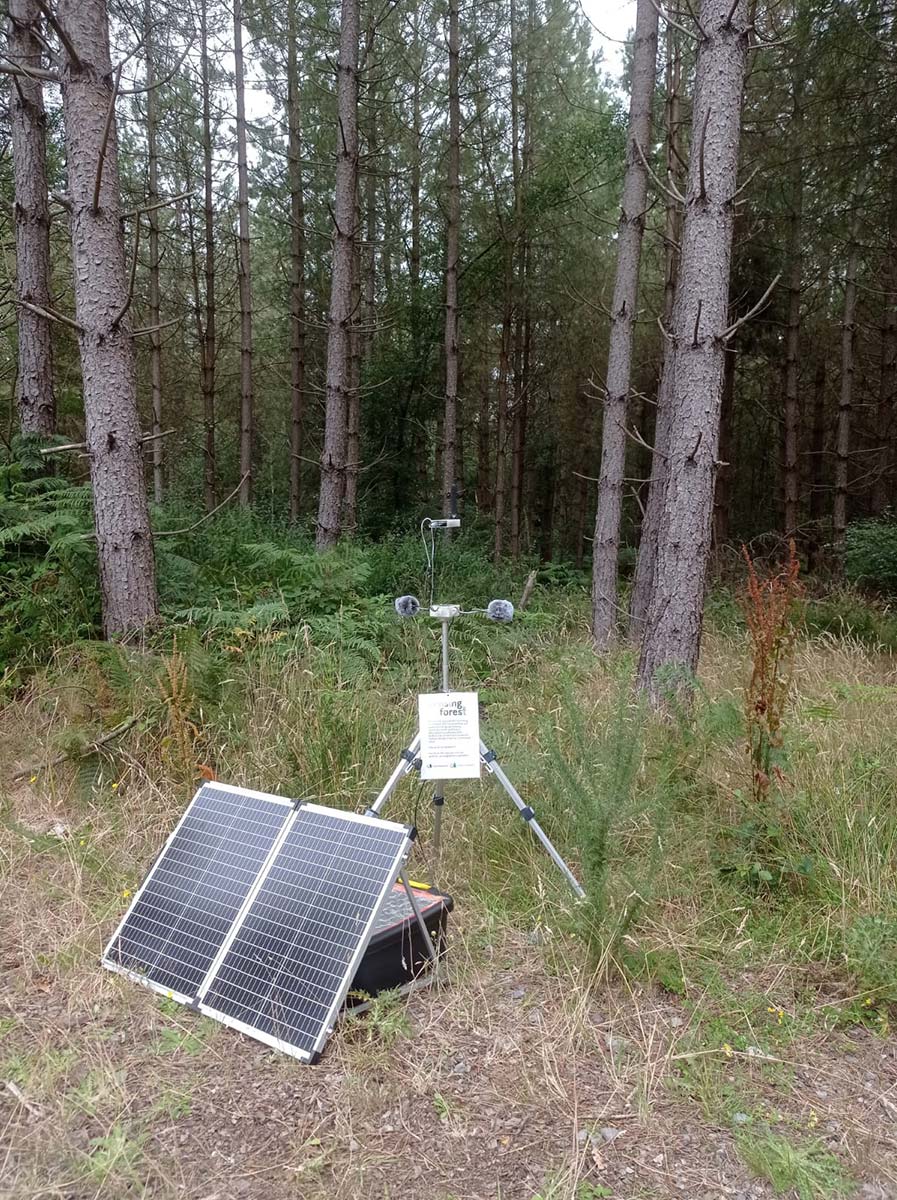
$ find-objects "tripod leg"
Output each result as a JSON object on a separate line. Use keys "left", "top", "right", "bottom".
{"left": 365, "top": 732, "right": 422, "bottom": 818}
{"left": 480, "top": 739, "right": 586, "bottom": 900}
{"left": 398, "top": 870, "right": 438, "bottom": 963}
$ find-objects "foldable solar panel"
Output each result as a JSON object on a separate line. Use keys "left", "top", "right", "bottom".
{"left": 103, "top": 784, "right": 415, "bottom": 1062}
{"left": 103, "top": 784, "right": 292, "bottom": 1003}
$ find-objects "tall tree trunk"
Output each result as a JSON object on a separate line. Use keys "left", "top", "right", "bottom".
{"left": 442, "top": 0, "right": 461, "bottom": 516}
{"left": 410, "top": 11, "right": 422, "bottom": 373}
{"left": 287, "top": 0, "right": 306, "bottom": 522}
{"left": 782, "top": 83, "right": 803, "bottom": 539}
{"left": 591, "top": 0, "right": 659, "bottom": 646}
{"left": 344, "top": 261, "right": 361, "bottom": 533}
{"left": 344, "top": 17, "right": 376, "bottom": 535}
{"left": 9, "top": 0, "right": 55, "bottom": 436}
{"left": 234, "top": 0, "right": 253, "bottom": 505}
{"left": 713, "top": 345, "right": 736, "bottom": 548}
{"left": 637, "top": 0, "right": 749, "bottom": 702}
{"left": 833, "top": 207, "right": 861, "bottom": 556}
{"left": 316, "top": 0, "right": 359, "bottom": 549}
{"left": 873, "top": 169, "right": 897, "bottom": 515}
{"left": 807, "top": 351, "right": 827, "bottom": 569}
{"left": 493, "top": 255, "right": 513, "bottom": 562}
{"left": 144, "top": 0, "right": 163, "bottom": 502}
{"left": 629, "top": 19, "right": 681, "bottom": 641}
{"left": 58, "top": 0, "right": 158, "bottom": 635}
{"left": 510, "top": 300, "right": 530, "bottom": 559}
{"left": 477, "top": 349, "right": 492, "bottom": 512}
{"left": 496, "top": 0, "right": 522, "bottom": 562}
{"left": 509, "top": 0, "right": 534, "bottom": 558}
{"left": 199, "top": 0, "right": 216, "bottom": 511}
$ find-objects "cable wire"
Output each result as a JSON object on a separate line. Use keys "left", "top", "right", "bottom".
{"left": 421, "top": 518, "right": 438, "bottom": 609}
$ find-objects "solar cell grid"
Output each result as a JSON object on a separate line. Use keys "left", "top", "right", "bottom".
{"left": 199, "top": 805, "right": 411, "bottom": 1059}
{"left": 103, "top": 784, "right": 291, "bottom": 1000}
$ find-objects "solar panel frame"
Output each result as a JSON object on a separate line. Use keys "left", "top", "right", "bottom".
{"left": 101, "top": 782, "right": 294, "bottom": 1006}
{"left": 196, "top": 804, "right": 414, "bottom": 1063}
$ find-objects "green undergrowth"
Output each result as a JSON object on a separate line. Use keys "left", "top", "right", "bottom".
{"left": 3, "top": 512, "right": 897, "bottom": 1055}
{"left": 5, "top": 610, "right": 896, "bottom": 1016}
{"left": 3, "top": 524, "right": 897, "bottom": 1200}
{"left": 736, "top": 1131, "right": 855, "bottom": 1199}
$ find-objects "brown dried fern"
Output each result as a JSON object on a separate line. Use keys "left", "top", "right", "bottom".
{"left": 741, "top": 540, "right": 803, "bottom": 805}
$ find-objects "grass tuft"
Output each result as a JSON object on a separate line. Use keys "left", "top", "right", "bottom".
{"left": 736, "top": 1131, "right": 855, "bottom": 1199}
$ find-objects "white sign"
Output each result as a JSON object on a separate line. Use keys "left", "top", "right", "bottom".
{"left": 418, "top": 691, "right": 480, "bottom": 780}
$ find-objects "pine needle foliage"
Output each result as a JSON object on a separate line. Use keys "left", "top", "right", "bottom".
{"left": 547, "top": 682, "right": 664, "bottom": 974}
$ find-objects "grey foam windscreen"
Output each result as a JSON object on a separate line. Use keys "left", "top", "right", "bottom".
{"left": 486, "top": 599, "right": 514, "bottom": 623}
{"left": 394, "top": 595, "right": 421, "bottom": 618}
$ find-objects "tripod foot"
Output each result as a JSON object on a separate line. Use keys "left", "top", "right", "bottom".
{"left": 480, "top": 740, "right": 585, "bottom": 900}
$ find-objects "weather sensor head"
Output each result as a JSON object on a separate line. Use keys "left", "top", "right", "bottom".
{"left": 394, "top": 594, "right": 421, "bottom": 618}
{"left": 486, "top": 599, "right": 514, "bottom": 623}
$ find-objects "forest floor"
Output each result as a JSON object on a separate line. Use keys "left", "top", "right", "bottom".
{"left": 1, "top": 610, "right": 896, "bottom": 1199}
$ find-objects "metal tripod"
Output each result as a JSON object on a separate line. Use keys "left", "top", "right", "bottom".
{"left": 366, "top": 611, "right": 585, "bottom": 900}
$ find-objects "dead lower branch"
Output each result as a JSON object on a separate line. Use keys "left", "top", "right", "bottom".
{"left": 681, "top": 0, "right": 708, "bottom": 39}
{"left": 40, "top": 429, "right": 175, "bottom": 457}
{"left": 719, "top": 273, "right": 781, "bottom": 340}
{"left": 130, "top": 316, "right": 183, "bottom": 337}
{"left": 34, "top": 0, "right": 82, "bottom": 70}
{"left": 113, "top": 217, "right": 141, "bottom": 327}
{"left": 13, "top": 717, "right": 138, "bottom": 781}
{"left": 16, "top": 299, "right": 82, "bottom": 334}
{"left": 635, "top": 138, "right": 686, "bottom": 205}
{"left": 154, "top": 473, "right": 250, "bottom": 537}
{"left": 730, "top": 165, "right": 760, "bottom": 203}
{"left": 121, "top": 191, "right": 195, "bottom": 220}
{"left": 648, "top": 0, "right": 699, "bottom": 43}
{"left": 92, "top": 61, "right": 124, "bottom": 214}
{"left": 0, "top": 56, "right": 58, "bottom": 83}
{"left": 119, "top": 37, "right": 193, "bottom": 96}
{"left": 723, "top": 0, "right": 741, "bottom": 28}
{"left": 698, "top": 107, "right": 711, "bottom": 200}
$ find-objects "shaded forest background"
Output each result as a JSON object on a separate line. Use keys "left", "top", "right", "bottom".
{"left": 3, "top": 0, "right": 897, "bottom": 666}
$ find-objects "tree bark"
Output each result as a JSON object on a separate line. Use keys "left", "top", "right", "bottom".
{"left": 234, "top": 0, "right": 253, "bottom": 505}
{"left": 316, "top": 0, "right": 359, "bottom": 549}
{"left": 637, "top": 0, "right": 749, "bottom": 702}
{"left": 782, "top": 82, "right": 803, "bottom": 539}
{"left": 410, "top": 11, "right": 422, "bottom": 373}
{"left": 442, "top": 0, "right": 461, "bottom": 516}
{"left": 629, "top": 19, "right": 681, "bottom": 641}
{"left": 9, "top": 0, "right": 55, "bottom": 436}
{"left": 833, "top": 206, "right": 861, "bottom": 555}
{"left": 807, "top": 351, "right": 827, "bottom": 569}
{"left": 344, "top": 260, "right": 361, "bottom": 534}
{"left": 591, "top": 0, "right": 659, "bottom": 646}
{"left": 144, "top": 0, "right": 163, "bottom": 502}
{"left": 477, "top": 351, "right": 492, "bottom": 512}
{"left": 509, "top": 300, "right": 530, "bottom": 559}
{"left": 287, "top": 0, "right": 306, "bottom": 522}
{"left": 713, "top": 345, "right": 736, "bottom": 548}
{"left": 58, "top": 0, "right": 158, "bottom": 635}
{"left": 493, "top": 254, "right": 513, "bottom": 562}
{"left": 199, "top": 0, "right": 216, "bottom": 511}
{"left": 510, "top": 0, "right": 534, "bottom": 560}
{"left": 873, "top": 168, "right": 897, "bottom": 515}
